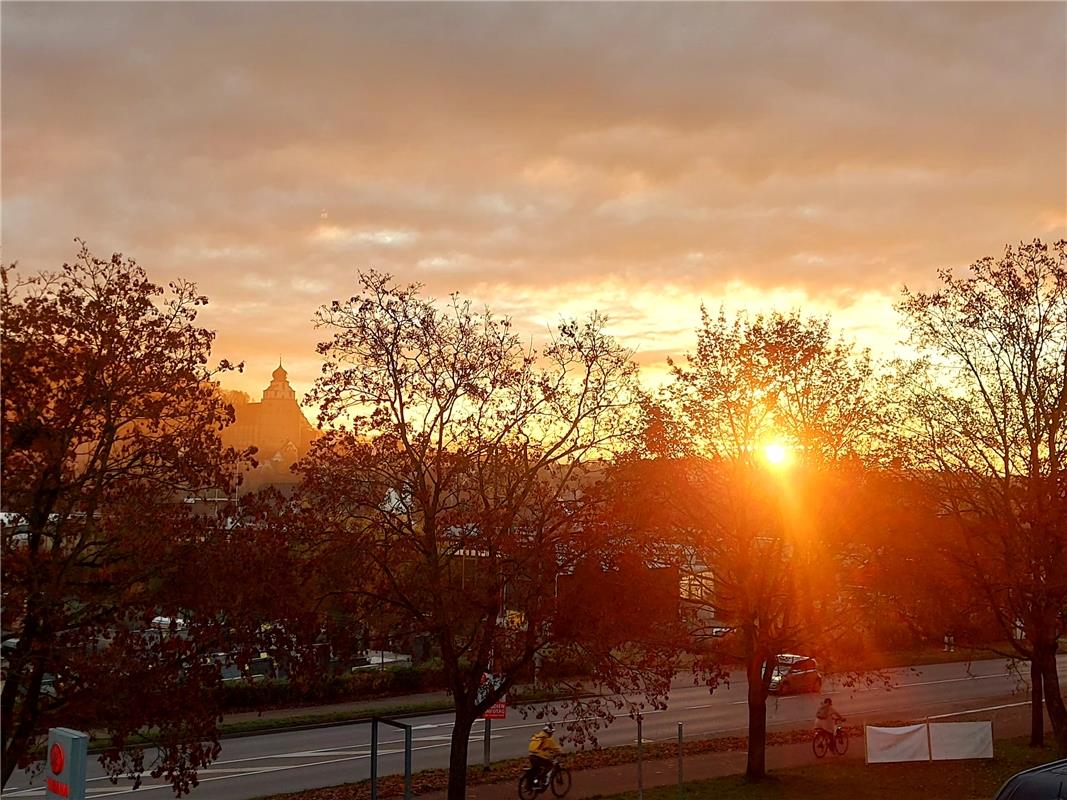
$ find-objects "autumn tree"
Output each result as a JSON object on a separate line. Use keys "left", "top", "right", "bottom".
{"left": 893, "top": 238, "right": 1067, "bottom": 753}
{"left": 299, "top": 272, "right": 682, "bottom": 800}
{"left": 650, "top": 309, "right": 884, "bottom": 780}
{"left": 0, "top": 244, "right": 250, "bottom": 790}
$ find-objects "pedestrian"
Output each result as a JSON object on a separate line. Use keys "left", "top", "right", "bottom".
{"left": 944, "top": 631, "right": 951, "bottom": 652}
{"left": 948, "top": 631, "right": 955, "bottom": 653}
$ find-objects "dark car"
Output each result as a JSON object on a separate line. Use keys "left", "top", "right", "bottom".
{"left": 993, "top": 759, "right": 1067, "bottom": 799}
{"left": 768, "top": 654, "right": 823, "bottom": 695}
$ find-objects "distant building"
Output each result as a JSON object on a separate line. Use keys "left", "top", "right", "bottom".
{"left": 221, "top": 363, "right": 322, "bottom": 492}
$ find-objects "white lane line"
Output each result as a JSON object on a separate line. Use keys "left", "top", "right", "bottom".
{"left": 713, "top": 672, "right": 1011, "bottom": 706}
{"left": 899, "top": 674, "right": 1006, "bottom": 688}
{"left": 55, "top": 742, "right": 457, "bottom": 799}
{"left": 253, "top": 750, "right": 372, "bottom": 758}
{"left": 927, "top": 702, "right": 1029, "bottom": 719}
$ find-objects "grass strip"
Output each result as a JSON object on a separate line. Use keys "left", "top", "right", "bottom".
{"left": 591, "top": 738, "right": 1060, "bottom": 800}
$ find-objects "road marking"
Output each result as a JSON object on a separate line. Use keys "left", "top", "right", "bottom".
{"left": 709, "top": 672, "right": 1011, "bottom": 708}
{"left": 254, "top": 750, "right": 372, "bottom": 758}
{"left": 927, "top": 702, "right": 1029, "bottom": 719}
{"left": 898, "top": 674, "right": 1006, "bottom": 688}
{"left": 29, "top": 742, "right": 458, "bottom": 798}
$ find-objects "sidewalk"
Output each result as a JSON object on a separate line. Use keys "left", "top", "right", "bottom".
{"left": 430, "top": 740, "right": 843, "bottom": 800}
{"left": 418, "top": 703, "right": 1044, "bottom": 800}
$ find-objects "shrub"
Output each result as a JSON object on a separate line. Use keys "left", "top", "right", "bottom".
{"left": 217, "top": 659, "right": 448, "bottom": 711}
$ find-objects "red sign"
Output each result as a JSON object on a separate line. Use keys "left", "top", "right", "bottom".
{"left": 478, "top": 672, "right": 506, "bottom": 719}
{"left": 482, "top": 699, "right": 507, "bottom": 720}
{"left": 50, "top": 744, "right": 65, "bottom": 776}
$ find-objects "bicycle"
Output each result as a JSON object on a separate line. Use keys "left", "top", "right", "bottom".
{"left": 518, "top": 758, "right": 572, "bottom": 799}
{"left": 812, "top": 722, "right": 849, "bottom": 758}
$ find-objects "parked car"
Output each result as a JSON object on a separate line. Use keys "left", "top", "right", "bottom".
{"left": 993, "top": 759, "right": 1067, "bottom": 799}
{"left": 210, "top": 652, "right": 278, "bottom": 682}
{"left": 768, "top": 654, "right": 823, "bottom": 695}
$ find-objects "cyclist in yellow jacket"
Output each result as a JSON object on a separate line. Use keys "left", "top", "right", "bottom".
{"left": 528, "top": 723, "right": 562, "bottom": 788}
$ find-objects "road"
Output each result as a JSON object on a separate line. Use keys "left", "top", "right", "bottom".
{"left": 4, "top": 656, "right": 1064, "bottom": 800}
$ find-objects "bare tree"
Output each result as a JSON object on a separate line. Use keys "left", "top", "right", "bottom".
{"left": 300, "top": 272, "right": 680, "bottom": 800}
{"left": 894, "top": 238, "right": 1067, "bottom": 753}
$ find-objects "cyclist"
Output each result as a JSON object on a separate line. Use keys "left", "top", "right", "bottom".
{"left": 814, "top": 697, "right": 844, "bottom": 737}
{"left": 528, "top": 722, "right": 562, "bottom": 788}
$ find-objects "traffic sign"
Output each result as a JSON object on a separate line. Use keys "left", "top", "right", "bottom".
{"left": 478, "top": 673, "right": 507, "bottom": 720}
{"left": 482, "top": 698, "right": 507, "bottom": 720}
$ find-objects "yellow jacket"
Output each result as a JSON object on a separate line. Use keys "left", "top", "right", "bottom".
{"left": 529, "top": 731, "right": 561, "bottom": 758}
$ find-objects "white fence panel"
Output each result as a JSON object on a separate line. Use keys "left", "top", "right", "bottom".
{"left": 864, "top": 724, "right": 930, "bottom": 764}
{"left": 929, "top": 721, "right": 993, "bottom": 760}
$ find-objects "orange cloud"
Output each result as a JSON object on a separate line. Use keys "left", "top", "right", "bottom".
{"left": 2, "top": 2, "right": 1063, "bottom": 406}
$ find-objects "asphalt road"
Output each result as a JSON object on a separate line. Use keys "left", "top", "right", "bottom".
{"left": 4, "top": 656, "right": 1064, "bottom": 800}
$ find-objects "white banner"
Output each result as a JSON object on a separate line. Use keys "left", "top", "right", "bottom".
{"left": 929, "top": 722, "right": 993, "bottom": 760}
{"left": 864, "top": 724, "right": 930, "bottom": 764}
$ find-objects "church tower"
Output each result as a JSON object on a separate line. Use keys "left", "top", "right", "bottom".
{"left": 263, "top": 362, "right": 297, "bottom": 401}
{"left": 220, "top": 362, "right": 321, "bottom": 491}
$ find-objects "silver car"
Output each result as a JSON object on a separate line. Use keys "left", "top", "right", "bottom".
{"left": 768, "top": 654, "right": 823, "bottom": 695}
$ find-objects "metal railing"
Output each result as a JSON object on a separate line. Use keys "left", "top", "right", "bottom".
{"left": 370, "top": 717, "right": 413, "bottom": 800}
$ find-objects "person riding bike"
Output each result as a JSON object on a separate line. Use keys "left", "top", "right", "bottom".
{"left": 814, "top": 697, "right": 844, "bottom": 736}
{"left": 528, "top": 722, "right": 562, "bottom": 788}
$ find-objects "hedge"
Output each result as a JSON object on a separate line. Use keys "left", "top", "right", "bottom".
{"left": 217, "top": 659, "right": 447, "bottom": 711}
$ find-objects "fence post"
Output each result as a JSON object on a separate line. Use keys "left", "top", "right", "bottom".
{"left": 677, "top": 722, "right": 684, "bottom": 800}
{"left": 637, "top": 714, "right": 644, "bottom": 800}
{"left": 404, "top": 725, "right": 413, "bottom": 800}
{"left": 370, "top": 718, "right": 379, "bottom": 800}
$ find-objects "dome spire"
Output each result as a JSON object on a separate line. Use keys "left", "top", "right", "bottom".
{"left": 265, "top": 360, "right": 294, "bottom": 400}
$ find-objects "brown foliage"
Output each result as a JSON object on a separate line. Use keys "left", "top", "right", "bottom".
{"left": 648, "top": 309, "right": 888, "bottom": 780}
{"left": 298, "top": 272, "right": 683, "bottom": 800}
{"left": 1, "top": 244, "right": 251, "bottom": 791}
{"left": 891, "top": 238, "right": 1067, "bottom": 752}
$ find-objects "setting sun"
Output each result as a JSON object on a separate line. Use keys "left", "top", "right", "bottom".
{"left": 763, "top": 442, "right": 793, "bottom": 468}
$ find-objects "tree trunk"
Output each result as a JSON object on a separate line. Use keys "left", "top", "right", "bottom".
{"left": 446, "top": 709, "right": 477, "bottom": 800}
{"left": 1038, "top": 648, "right": 1067, "bottom": 756}
{"left": 1, "top": 620, "right": 46, "bottom": 788}
{"left": 745, "top": 657, "right": 768, "bottom": 781}
{"left": 1030, "top": 657, "right": 1045, "bottom": 747}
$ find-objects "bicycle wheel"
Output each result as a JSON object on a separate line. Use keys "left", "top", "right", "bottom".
{"left": 518, "top": 772, "right": 537, "bottom": 800}
{"left": 551, "top": 767, "right": 572, "bottom": 797}
{"left": 833, "top": 728, "right": 849, "bottom": 756}
{"left": 812, "top": 731, "right": 829, "bottom": 758}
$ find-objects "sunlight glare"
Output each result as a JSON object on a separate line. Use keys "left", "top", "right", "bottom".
{"left": 763, "top": 442, "right": 792, "bottom": 468}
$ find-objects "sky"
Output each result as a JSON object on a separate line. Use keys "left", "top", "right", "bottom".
{"left": 3, "top": 2, "right": 1065, "bottom": 403}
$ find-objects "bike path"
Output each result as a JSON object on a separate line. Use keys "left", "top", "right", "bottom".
{"left": 427, "top": 704, "right": 1042, "bottom": 800}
